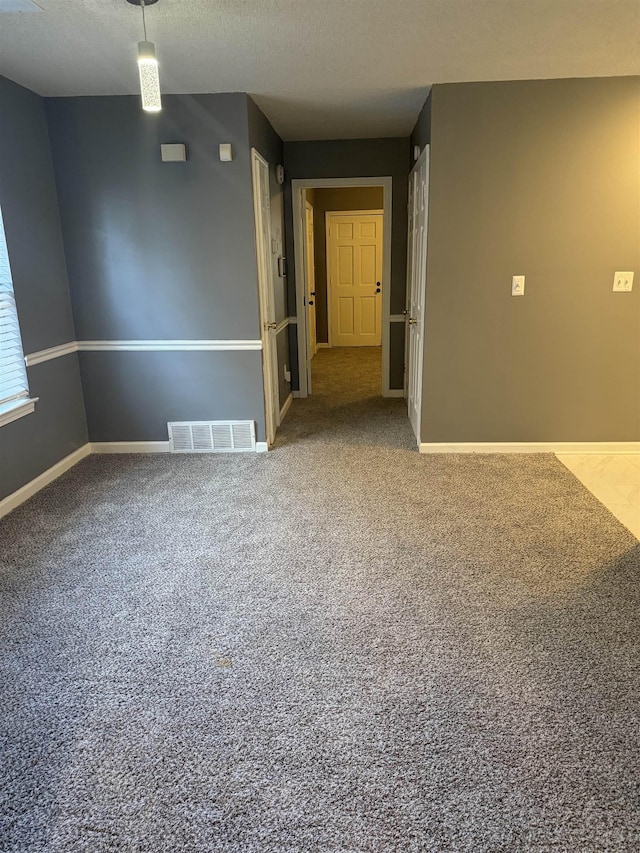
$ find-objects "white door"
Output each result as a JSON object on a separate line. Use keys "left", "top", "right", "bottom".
{"left": 305, "top": 202, "right": 317, "bottom": 358}
{"left": 327, "top": 212, "right": 383, "bottom": 347}
{"left": 251, "top": 149, "right": 279, "bottom": 447}
{"left": 407, "top": 147, "right": 429, "bottom": 444}
{"left": 403, "top": 169, "right": 415, "bottom": 399}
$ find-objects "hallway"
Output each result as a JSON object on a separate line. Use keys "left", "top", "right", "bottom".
{"left": 275, "top": 347, "right": 412, "bottom": 450}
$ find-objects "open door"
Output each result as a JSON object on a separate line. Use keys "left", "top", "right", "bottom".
{"left": 304, "top": 201, "right": 317, "bottom": 360}
{"left": 406, "top": 146, "right": 429, "bottom": 445}
{"left": 251, "top": 149, "right": 279, "bottom": 447}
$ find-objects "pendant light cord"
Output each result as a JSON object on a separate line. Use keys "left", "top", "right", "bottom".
{"left": 140, "top": 0, "right": 148, "bottom": 40}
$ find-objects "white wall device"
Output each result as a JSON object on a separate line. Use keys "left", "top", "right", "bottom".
{"left": 276, "top": 164, "right": 285, "bottom": 184}
{"left": 613, "top": 271, "right": 634, "bottom": 292}
{"left": 511, "top": 275, "right": 525, "bottom": 296}
{"left": 160, "top": 143, "right": 186, "bottom": 162}
{"left": 219, "top": 143, "right": 233, "bottom": 162}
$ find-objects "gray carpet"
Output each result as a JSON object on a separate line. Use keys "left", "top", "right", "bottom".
{"left": 1, "top": 347, "right": 639, "bottom": 852}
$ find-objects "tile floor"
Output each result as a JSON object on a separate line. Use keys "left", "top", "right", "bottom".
{"left": 556, "top": 454, "right": 640, "bottom": 540}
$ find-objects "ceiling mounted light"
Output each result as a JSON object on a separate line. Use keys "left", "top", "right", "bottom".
{"left": 127, "top": 0, "right": 161, "bottom": 112}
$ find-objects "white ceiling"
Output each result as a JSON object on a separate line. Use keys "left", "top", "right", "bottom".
{"left": 0, "top": 0, "right": 638, "bottom": 140}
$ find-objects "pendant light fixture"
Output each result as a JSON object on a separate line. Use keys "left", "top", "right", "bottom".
{"left": 127, "top": 0, "right": 162, "bottom": 112}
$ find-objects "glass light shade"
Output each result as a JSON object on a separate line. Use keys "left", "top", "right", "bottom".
{"left": 137, "top": 41, "right": 161, "bottom": 112}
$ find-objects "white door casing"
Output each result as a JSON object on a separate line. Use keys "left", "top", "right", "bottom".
{"left": 251, "top": 149, "right": 279, "bottom": 446}
{"left": 327, "top": 211, "right": 383, "bottom": 347}
{"left": 406, "top": 146, "right": 429, "bottom": 445}
{"left": 304, "top": 201, "right": 317, "bottom": 359}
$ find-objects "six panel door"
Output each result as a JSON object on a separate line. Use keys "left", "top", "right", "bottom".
{"left": 328, "top": 214, "right": 383, "bottom": 347}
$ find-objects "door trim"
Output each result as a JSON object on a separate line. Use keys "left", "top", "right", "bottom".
{"left": 251, "top": 148, "right": 279, "bottom": 446}
{"left": 292, "top": 177, "right": 393, "bottom": 397}
{"left": 325, "top": 209, "right": 384, "bottom": 349}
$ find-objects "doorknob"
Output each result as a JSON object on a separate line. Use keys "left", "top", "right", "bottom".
{"left": 375, "top": 287, "right": 381, "bottom": 293}
{"left": 408, "top": 317, "right": 417, "bottom": 325}
{"left": 264, "top": 321, "right": 277, "bottom": 330}
{"left": 310, "top": 291, "right": 316, "bottom": 296}
{"left": 308, "top": 300, "right": 314, "bottom": 305}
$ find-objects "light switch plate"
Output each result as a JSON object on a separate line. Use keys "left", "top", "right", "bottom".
{"left": 512, "top": 275, "right": 525, "bottom": 296}
{"left": 613, "top": 271, "right": 634, "bottom": 292}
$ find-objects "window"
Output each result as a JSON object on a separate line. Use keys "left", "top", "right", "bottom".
{"left": 0, "top": 205, "right": 34, "bottom": 427}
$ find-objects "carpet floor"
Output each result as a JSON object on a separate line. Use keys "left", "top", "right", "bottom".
{"left": 1, "top": 347, "right": 639, "bottom": 852}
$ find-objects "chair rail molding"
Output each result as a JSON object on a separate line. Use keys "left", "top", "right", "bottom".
{"left": 77, "top": 340, "right": 263, "bottom": 352}
{"left": 25, "top": 339, "right": 264, "bottom": 365}
{"left": 25, "top": 341, "right": 78, "bottom": 366}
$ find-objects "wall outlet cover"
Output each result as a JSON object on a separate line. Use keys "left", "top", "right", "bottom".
{"left": 511, "top": 275, "right": 525, "bottom": 296}
{"left": 613, "top": 271, "right": 634, "bottom": 292}
{"left": 219, "top": 143, "right": 233, "bottom": 162}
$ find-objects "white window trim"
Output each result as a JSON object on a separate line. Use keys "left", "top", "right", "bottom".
{"left": 0, "top": 396, "right": 38, "bottom": 428}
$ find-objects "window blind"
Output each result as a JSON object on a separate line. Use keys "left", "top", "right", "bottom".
{"left": 0, "top": 207, "right": 29, "bottom": 410}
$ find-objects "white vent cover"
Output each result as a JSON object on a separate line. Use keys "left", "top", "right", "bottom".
{"left": 168, "top": 421, "right": 256, "bottom": 453}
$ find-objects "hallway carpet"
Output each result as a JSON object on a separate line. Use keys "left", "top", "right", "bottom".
{"left": 1, "top": 348, "right": 639, "bottom": 852}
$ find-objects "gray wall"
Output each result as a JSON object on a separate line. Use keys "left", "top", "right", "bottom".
{"left": 307, "top": 186, "right": 384, "bottom": 344}
{"left": 79, "top": 351, "right": 264, "bottom": 441}
{"left": 247, "top": 96, "right": 292, "bottom": 411}
{"left": 422, "top": 77, "right": 640, "bottom": 442}
{"left": 46, "top": 93, "right": 269, "bottom": 442}
{"left": 0, "top": 76, "right": 87, "bottom": 502}
{"left": 283, "top": 138, "right": 410, "bottom": 391}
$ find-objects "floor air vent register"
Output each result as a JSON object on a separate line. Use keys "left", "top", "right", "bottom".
{"left": 168, "top": 421, "right": 256, "bottom": 453}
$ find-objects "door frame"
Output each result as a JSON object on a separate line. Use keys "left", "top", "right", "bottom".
{"left": 251, "top": 148, "right": 279, "bottom": 446}
{"left": 325, "top": 209, "right": 384, "bottom": 349}
{"left": 292, "top": 177, "right": 393, "bottom": 398}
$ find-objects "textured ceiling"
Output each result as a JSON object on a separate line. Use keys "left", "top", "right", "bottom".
{"left": 0, "top": 0, "right": 639, "bottom": 140}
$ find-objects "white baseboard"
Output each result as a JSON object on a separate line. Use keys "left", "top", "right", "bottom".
{"left": 91, "top": 441, "right": 171, "bottom": 453}
{"left": 92, "top": 440, "right": 271, "bottom": 454}
{"left": 317, "top": 342, "right": 330, "bottom": 349}
{"left": 0, "top": 443, "right": 91, "bottom": 520}
{"left": 292, "top": 390, "right": 303, "bottom": 398}
{"left": 279, "top": 393, "right": 293, "bottom": 422}
{"left": 419, "top": 441, "right": 640, "bottom": 455}
{"left": 385, "top": 389, "right": 405, "bottom": 398}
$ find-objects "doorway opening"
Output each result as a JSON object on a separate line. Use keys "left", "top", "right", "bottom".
{"left": 292, "top": 177, "right": 394, "bottom": 399}
{"left": 308, "top": 188, "right": 384, "bottom": 398}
